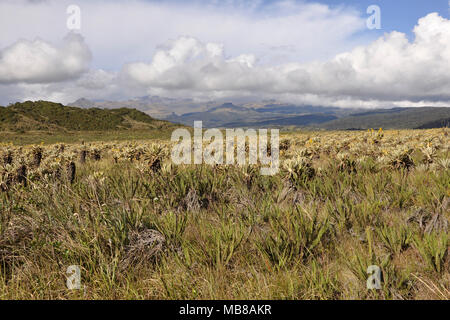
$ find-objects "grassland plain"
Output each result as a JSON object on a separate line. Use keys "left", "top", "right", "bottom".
{"left": 0, "top": 128, "right": 448, "bottom": 299}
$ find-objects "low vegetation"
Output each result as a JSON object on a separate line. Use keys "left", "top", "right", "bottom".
{"left": 0, "top": 128, "right": 448, "bottom": 299}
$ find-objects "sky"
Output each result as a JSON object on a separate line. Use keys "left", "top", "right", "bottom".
{"left": 0, "top": 0, "right": 449, "bottom": 108}
{"left": 318, "top": 0, "right": 450, "bottom": 37}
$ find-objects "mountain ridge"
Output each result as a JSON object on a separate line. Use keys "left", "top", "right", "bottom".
{"left": 66, "top": 97, "right": 450, "bottom": 130}
{"left": 0, "top": 100, "right": 177, "bottom": 132}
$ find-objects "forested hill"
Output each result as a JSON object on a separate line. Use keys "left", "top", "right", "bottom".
{"left": 0, "top": 101, "right": 176, "bottom": 131}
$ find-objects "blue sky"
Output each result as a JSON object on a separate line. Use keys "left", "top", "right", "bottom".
{"left": 320, "top": 0, "right": 450, "bottom": 37}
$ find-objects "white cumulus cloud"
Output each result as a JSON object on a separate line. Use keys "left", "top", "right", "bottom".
{"left": 0, "top": 33, "right": 91, "bottom": 84}
{"left": 121, "top": 13, "right": 450, "bottom": 104}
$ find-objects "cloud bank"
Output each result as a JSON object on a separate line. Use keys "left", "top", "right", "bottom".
{"left": 121, "top": 13, "right": 450, "bottom": 104}
{"left": 0, "top": 0, "right": 367, "bottom": 69}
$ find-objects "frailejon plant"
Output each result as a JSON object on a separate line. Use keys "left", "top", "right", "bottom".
{"left": 283, "top": 156, "right": 315, "bottom": 187}
{"left": 413, "top": 232, "right": 448, "bottom": 274}
{"left": 376, "top": 223, "right": 413, "bottom": 255}
{"left": 257, "top": 207, "right": 329, "bottom": 270}
{"left": 197, "top": 217, "right": 250, "bottom": 269}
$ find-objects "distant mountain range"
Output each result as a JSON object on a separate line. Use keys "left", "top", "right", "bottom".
{"left": 70, "top": 96, "right": 214, "bottom": 119}
{"left": 68, "top": 97, "right": 450, "bottom": 130}
{"left": 164, "top": 102, "right": 340, "bottom": 128}
{"left": 319, "top": 107, "right": 450, "bottom": 130}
